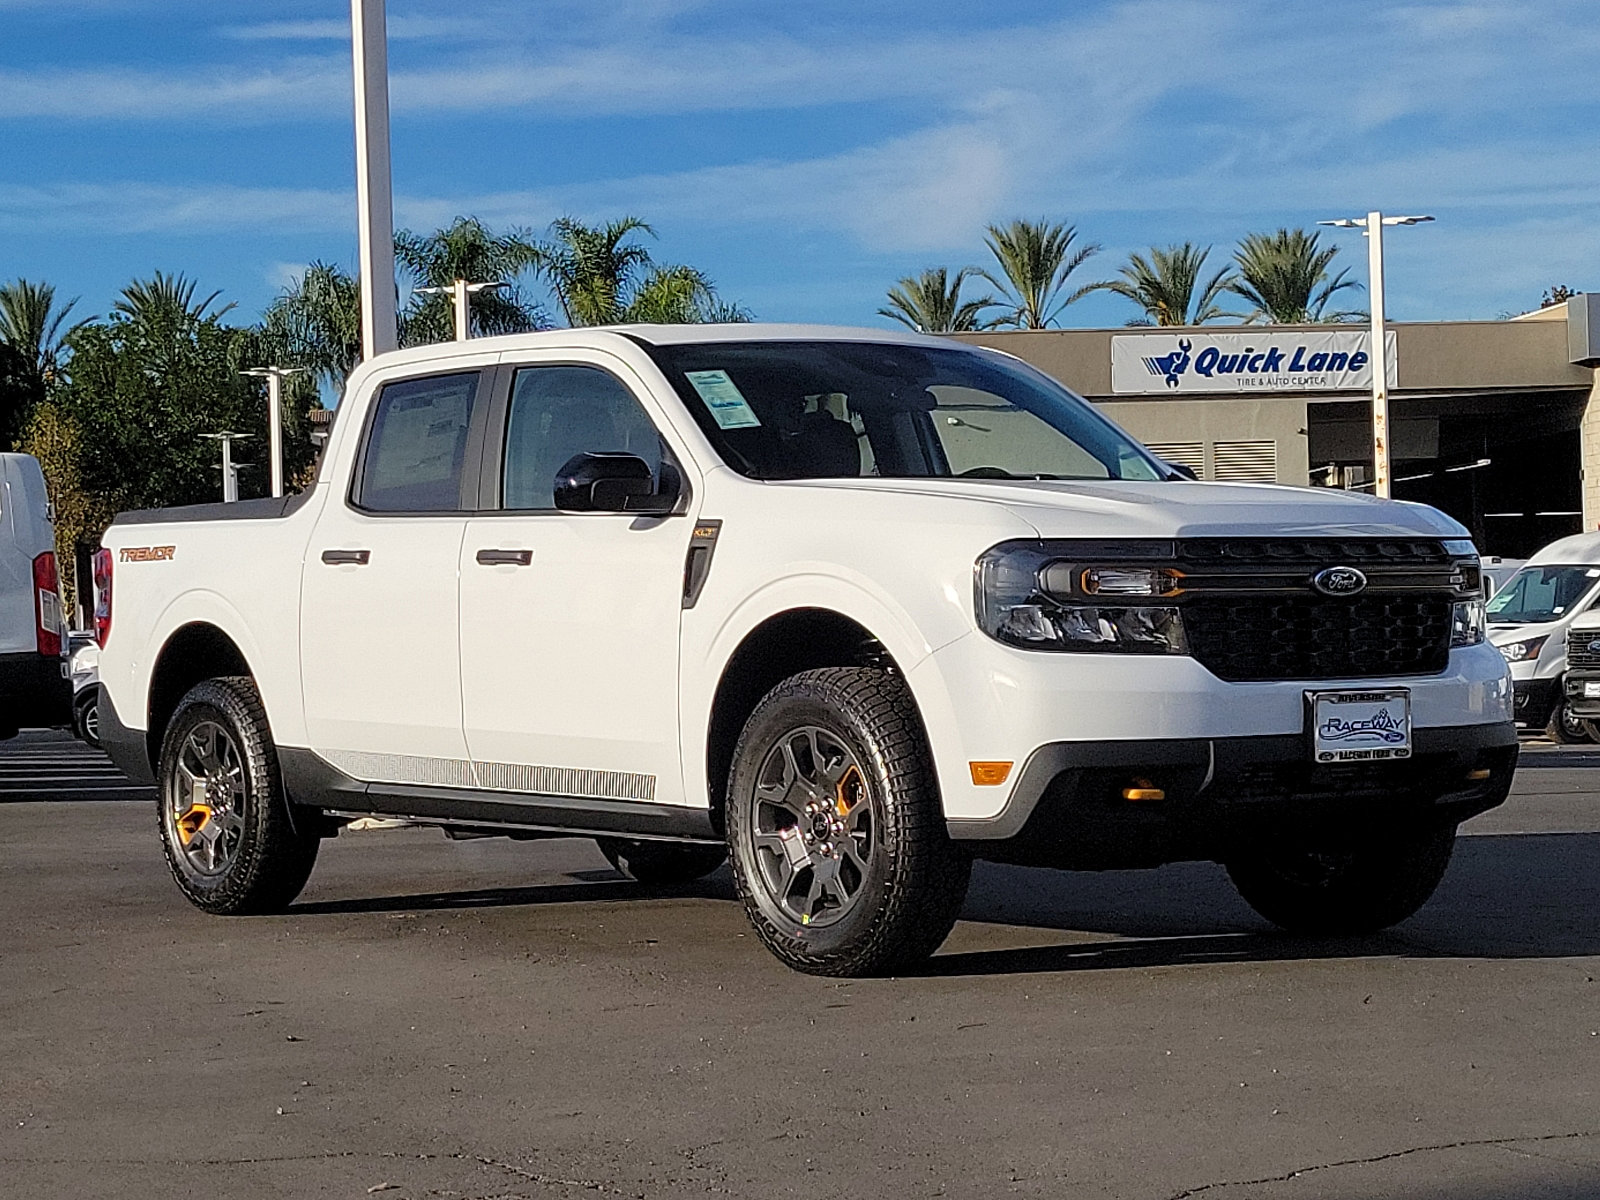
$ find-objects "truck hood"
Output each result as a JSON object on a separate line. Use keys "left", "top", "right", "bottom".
{"left": 781, "top": 477, "right": 1468, "bottom": 540}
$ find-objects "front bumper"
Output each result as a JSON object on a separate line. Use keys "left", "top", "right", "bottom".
{"left": 1563, "top": 672, "right": 1600, "bottom": 719}
{"left": 946, "top": 720, "right": 1517, "bottom": 869}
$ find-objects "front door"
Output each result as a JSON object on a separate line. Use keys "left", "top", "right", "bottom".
{"left": 458, "top": 358, "right": 695, "bottom": 806}
{"left": 299, "top": 367, "right": 490, "bottom": 785}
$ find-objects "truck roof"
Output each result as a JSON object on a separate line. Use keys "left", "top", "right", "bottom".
{"left": 1525, "top": 531, "right": 1600, "bottom": 566}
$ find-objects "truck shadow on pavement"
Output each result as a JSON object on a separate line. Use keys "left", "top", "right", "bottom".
{"left": 288, "top": 831, "right": 1600, "bottom": 978}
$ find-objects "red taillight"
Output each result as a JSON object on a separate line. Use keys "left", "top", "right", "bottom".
{"left": 33, "top": 551, "right": 63, "bottom": 658}
{"left": 92, "top": 547, "right": 113, "bottom": 649}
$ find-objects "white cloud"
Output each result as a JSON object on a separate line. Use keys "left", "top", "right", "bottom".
{"left": 0, "top": 182, "right": 351, "bottom": 235}
{"left": 219, "top": 16, "right": 480, "bottom": 42}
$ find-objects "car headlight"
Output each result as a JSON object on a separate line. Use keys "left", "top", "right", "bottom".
{"left": 1451, "top": 600, "right": 1486, "bottom": 647}
{"left": 976, "top": 542, "right": 1189, "bottom": 654}
{"left": 1498, "top": 635, "right": 1547, "bottom": 662}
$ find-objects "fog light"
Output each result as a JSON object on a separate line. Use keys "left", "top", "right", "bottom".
{"left": 1122, "top": 778, "right": 1165, "bottom": 802}
{"left": 1466, "top": 767, "right": 1491, "bottom": 781}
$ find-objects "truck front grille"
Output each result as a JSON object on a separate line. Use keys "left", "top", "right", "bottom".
{"left": 1184, "top": 594, "right": 1454, "bottom": 682}
{"left": 1566, "top": 638, "right": 1600, "bottom": 671}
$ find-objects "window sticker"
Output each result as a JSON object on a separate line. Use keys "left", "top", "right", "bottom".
{"left": 685, "top": 369, "right": 762, "bottom": 429}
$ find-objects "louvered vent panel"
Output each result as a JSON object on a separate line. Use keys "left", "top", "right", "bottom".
{"left": 1212, "top": 440, "right": 1278, "bottom": 483}
{"left": 1145, "top": 441, "right": 1205, "bottom": 475}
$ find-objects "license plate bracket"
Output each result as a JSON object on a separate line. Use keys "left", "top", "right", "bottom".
{"left": 1309, "top": 689, "right": 1411, "bottom": 763}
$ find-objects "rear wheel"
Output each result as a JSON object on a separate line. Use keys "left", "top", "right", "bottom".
{"left": 726, "top": 667, "right": 969, "bottom": 977}
{"left": 596, "top": 838, "right": 725, "bottom": 885}
{"left": 1226, "top": 822, "right": 1456, "bottom": 935}
{"left": 75, "top": 690, "right": 101, "bottom": 749}
{"left": 157, "top": 676, "right": 319, "bottom": 915}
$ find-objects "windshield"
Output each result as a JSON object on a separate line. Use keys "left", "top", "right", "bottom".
{"left": 1485, "top": 565, "right": 1600, "bottom": 624}
{"left": 645, "top": 340, "right": 1167, "bottom": 482}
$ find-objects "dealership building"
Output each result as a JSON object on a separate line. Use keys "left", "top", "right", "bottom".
{"left": 956, "top": 296, "right": 1600, "bottom": 559}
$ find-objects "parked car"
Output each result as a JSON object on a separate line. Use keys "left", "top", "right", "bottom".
{"left": 97, "top": 326, "right": 1515, "bottom": 975}
{"left": 0, "top": 453, "right": 70, "bottom": 739}
{"left": 68, "top": 632, "right": 101, "bottom": 748}
{"left": 1561, "top": 609, "right": 1600, "bottom": 738}
{"left": 1486, "top": 533, "right": 1600, "bottom": 741}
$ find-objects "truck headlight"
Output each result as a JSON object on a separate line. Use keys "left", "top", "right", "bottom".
{"left": 1497, "top": 635, "right": 1546, "bottom": 662}
{"left": 1450, "top": 600, "right": 1486, "bottom": 647}
{"left": 976, "top": 543, "right": 1189, "bottom": 654}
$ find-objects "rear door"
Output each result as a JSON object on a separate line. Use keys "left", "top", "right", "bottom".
{"left": 298, "top": 364, "right": 493, "bottom": 783}
{"left": 457, "top": 354, "right": 697, "bottom": 806}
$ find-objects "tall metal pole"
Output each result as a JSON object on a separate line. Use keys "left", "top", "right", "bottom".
{"left": 243, "top": 366, "right": 306, "bottom": 497}
{"left": 1366, "top": 211, "right": 1390, "bottom": 499}
{"left": 222, "top": 436, "right": 237, "bottom": 504}
{"left": 352, "top": 0, "right": 398, "bottom": 360}
{"left": 453, "top": 279, "right": 470, "bottom": 343}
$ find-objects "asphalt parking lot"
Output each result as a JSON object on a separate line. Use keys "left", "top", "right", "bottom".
{"left": 2, "top": 731, "right": 1598, "bottom": 1199}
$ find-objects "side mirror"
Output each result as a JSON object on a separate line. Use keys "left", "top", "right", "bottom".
{"left": 1164, "top": 460, "right": 1199, "bottom": 481}
{"left": 553, "top": 452, "right": 679, "bottom": 515}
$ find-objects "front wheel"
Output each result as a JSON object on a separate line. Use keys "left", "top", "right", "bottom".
{"left": 1226, "top": 822, "right": 1457, "bottom": 935}
{"left": 725, "top": 667, "right": 970, "bottom": 977}
{"left": 157, "top": 676, "right": 319, "bottom": 915}
{"left": 1547, "top": 695, "right": 1593, "bottom": 744}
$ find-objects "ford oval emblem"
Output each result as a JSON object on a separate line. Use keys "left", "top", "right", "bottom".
{"left": 1312, "top": 566, "right": 1368, "bottom": 597}
{"left": 1589, "top": 639, "right": 1600, "bottom": 654}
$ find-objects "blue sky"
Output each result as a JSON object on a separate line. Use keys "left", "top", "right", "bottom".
{"left": 2, "top": 0, "right": 1596, "bottom": 336}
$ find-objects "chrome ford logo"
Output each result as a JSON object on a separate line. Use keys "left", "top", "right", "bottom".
{"left": 1589, "top": 640, "right": 1600, "bottom": 654}
{"left": 1312, "top": 566, "right": 1368, "bottom": 597}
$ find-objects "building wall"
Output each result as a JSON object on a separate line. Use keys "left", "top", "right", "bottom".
{"left": 1583, "top": 373, "right": 1600, "bottom": 533}
{"left": 1098, "top": 396, "right": 1311, "bottom": 485}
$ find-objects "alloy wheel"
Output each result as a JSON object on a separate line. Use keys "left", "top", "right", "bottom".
{"left": 166, "top": 720, "right": 247, "bottom": 876}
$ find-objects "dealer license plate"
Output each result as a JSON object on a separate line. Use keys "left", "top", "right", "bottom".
{"left": 1584, "top": 681, "right": 1600, "bottom": 699}
{"left": 1310, "top": 689, "right": 1411, "bottom": 763}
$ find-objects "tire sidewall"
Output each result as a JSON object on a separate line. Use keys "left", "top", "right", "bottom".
{"left": 157, "top": 682, "right": 279, "bottom": 911}
{"left": 726, "top": 685, "right": 903, "bottom": 962}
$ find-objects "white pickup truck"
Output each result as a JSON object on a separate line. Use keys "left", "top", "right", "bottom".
{"left": 98, "top": 325, "right": 1515, "bottom": 975}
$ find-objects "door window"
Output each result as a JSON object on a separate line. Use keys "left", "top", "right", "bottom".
{"left": 355, "top": 372, "right": 480, "bottom": 512}
{"left": 502, "top": 365, "right": 664, "bottom": 510}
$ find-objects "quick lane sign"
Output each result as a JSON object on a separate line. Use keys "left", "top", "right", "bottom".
{"left": 1111, "top": 330, "right": 1398, "bottom": 395}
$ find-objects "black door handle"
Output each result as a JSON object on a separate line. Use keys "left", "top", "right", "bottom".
{"left": 476, "top": 548, "right": 533, "bottom": 566}
{"left": 321, "top": 549, "right": 371, "bottom": 565}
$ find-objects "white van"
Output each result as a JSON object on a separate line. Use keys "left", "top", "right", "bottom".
{"left": 1486, "top": 531, "right": 1600, "bottom": 740}
{"left": 0, "top": 453, "right": 70, "bottom": 738}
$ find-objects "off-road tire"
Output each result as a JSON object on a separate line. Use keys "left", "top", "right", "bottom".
{"left": 596, "top": 838, "right": 726, "bottom": 885}
{"left": 726, "top": 667, "right": 970, "bottom": 976}
{"left": 157, "top": 676, "right": 319, "bottom": 915}
{"left": 1226, "top": 822, "right": 1457, "bottom": 935}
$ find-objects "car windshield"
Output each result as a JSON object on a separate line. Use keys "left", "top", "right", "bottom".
{"left": 645, "top": 340, "right": 1167, "bottom": 482}
{"left": 1485, "top": 565, "right": 1600, "bottom": 624}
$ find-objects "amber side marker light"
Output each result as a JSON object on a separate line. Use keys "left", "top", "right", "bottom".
{"left": 969, "top": 762, "right": 1014, "bottom": 786}
{"left": 1123, "top": 778, "right": 1165, "bottom": 802}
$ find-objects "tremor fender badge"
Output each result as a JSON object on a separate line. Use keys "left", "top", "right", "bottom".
{"left": 119, "top": 546, "right": 176, "bottom": 562}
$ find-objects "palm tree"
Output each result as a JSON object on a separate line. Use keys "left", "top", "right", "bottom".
{"left": 260, "top": 262, "right": 365, "bottom": 392}
{"left": 534, "top": 216, "right": 747, "bottom": 326}
{"left": 1229, "top": 229, "right": 1363, "bottom": 323}
{"left": 113, "top": 271, "right": 234, "bottom": 328}
{"left": 979, "top": 219, "right": 1104, "bottom": 329}
{"left": 1101, "top": 244, "right": 1237, "bottom": 327}
{"left": 395, "top": 216, "right": 548, "bottom": 342}
{"left": 879, "top": 267, "right": 999, "bottom": 333}
{"left": 0, "top": 278, "right": 89, "bottom": 385}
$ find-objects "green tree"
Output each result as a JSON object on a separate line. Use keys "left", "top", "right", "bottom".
{"left": 1100, "top": 243, "right": 1237, "bottom": 327}
{"left": 0, "top": 341, "right": 41, "bottom": 450}
{"left": 18, "top": 400, "right": 109, "bottom": 611}
{"left": 534, "top": 217, "right": 747, "bottom": 326}
{"left": 395, "top": 216, "right": 549, "bottom": 343}
{"left": 260, "top": 262, "right": 364, "bottom": 394}
{"left": 979, "top": 219, "right": 1104, "bottom": 329}
{"left": 56, "top": 274, "right": 307, "bottom": 512}
{"left": 879, "top": 267, "right": 999, "bottom": 332}
{"left": 1229, "top": 228, "right": 1363, "bottom": 323}
{"left": 0, "top": 278, "right": 87, "bottom": 386}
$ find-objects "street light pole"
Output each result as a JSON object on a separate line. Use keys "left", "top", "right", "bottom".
{"left": 413, "top": 279, "right": 509, "bottom": 341}
{"left": 1318, "top": 212, "right": 1433, "bottom": 499}
{"left": 242, "top": 366, "right": 306, "bottom": 498}
{"left": 351, "top": 0, "right": 398, "bottom": 360}
{"left": 201, "top": 433, "right": 252, "bottom": 503}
